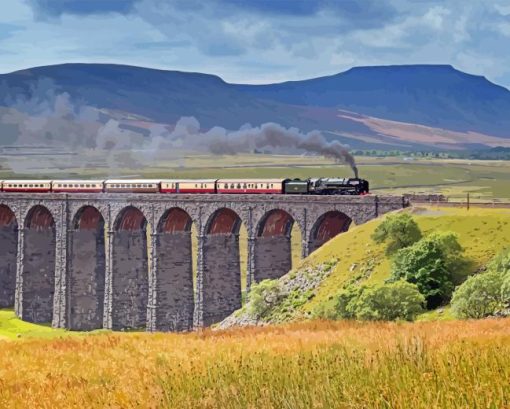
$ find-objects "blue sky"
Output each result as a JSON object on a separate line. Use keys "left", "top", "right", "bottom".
{"left": 1, "top": 0, "right": 510, "bottom": 87}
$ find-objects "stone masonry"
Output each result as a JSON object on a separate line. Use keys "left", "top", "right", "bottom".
{"left": 0, "top": 193, "right": 408, "bottom": 331}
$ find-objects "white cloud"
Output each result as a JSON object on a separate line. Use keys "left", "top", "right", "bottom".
{"left": 0, "top": 0, "right": 510, "bottom": 88}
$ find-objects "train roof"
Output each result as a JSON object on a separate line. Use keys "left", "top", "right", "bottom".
{"left": 217, "top": 178, "right": 284, "bottom": 183}
{"left": 2, "top": 179, "right": 53, "bottom": 183}
{"left": 160, "top": 179, "right": 217, "bottom": 183}
{"left": 52, "top": 179, "right": 105, "bottom": 183}
{"left": 104, "top": 179, "right": 161, "bottom": 184}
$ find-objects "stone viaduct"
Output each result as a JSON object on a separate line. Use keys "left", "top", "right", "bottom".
{"left": 0, "top": 193, "right": 407, "bottom": 331}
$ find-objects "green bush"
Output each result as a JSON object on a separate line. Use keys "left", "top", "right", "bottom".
{"left": 371, "top": 212, "right": 422, "bottom": 255}
{"left": 334, "top": 285, "right": 365, "bottom": 319}
{"left": 247, "top": 280, "right": 283, "bottom": 319}
{"left": 501, "top": 275, "right": 510, "bottom": 307}
{"left": 487, "top": 248, "right": 510, "bottom": 275}
{"left": 390, "top": 232, "right": 464, "bottom": 309}
{"left": 451, "top": 271, "right": 505, "bottom": 319}
{"left": 335, "top": 281, "right": 424, "bottom": 322}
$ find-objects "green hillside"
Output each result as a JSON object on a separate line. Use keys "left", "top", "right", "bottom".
{"left": 225, "top": 206, "right": 510, "bottom": 325}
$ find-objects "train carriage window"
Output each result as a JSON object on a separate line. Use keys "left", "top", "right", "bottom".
{"left": 224, "top": 184, "right": 228, "bottom": 189}
{"left": 243, "top": 183, "right": 247, "bottom": 189}
{"left": 237, "top": 183, "right": 241, "bottom": 189}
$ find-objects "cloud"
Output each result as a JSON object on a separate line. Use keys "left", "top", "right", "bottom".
{"left": 27, "top": 0, "right": 139, "bottom": 18}
{"left": 1, "top": 0, "right": 510, "bottom": 88}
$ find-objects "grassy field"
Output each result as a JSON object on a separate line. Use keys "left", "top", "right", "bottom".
{"left": 0, "top": 319, "right": 508, "bottom": 408}
{"left": 2, "top": 151, "right": 510, "bottom": 200}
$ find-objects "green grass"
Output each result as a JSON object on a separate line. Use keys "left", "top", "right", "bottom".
{"left": 0, "top": 309, "right": 79, "bottom": 340}
{"left": 292, "top": 206, "right": 510, "bottom": 319}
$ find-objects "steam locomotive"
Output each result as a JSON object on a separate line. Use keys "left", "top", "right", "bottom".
{"left": 0, "top": 177, "right": 369, "bottom": 195}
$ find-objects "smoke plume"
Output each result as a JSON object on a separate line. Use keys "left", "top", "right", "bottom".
{"left": 194, "top": 121, "right": 358, "bottom": 177}
{"left": 0, "top": 78, "right": 357, "bottom": 176}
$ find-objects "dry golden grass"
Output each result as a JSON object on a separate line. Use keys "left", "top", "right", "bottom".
{"left": 0, "top": 319, "right": 509, "bottom": 408}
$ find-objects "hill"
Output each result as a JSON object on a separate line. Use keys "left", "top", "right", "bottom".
{"left": 1, "top": 63, "right": 510, "bottom": 150}
{"left": 221, "top": 206, "right": 510, "bottom": 326}
{"left": 236, "top": 65, "right": 510, "bottom": 137}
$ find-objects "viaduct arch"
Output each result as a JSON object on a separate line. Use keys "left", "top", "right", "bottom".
{"left": 0, "top": 193, "right": 407, "bottom": 331}
{"left": 111, "top": 206, "right": 148, "bottom": 330}
{"left": 0, "top": 205, "right": 17, "bottom": 308}
{"left": 308, "top": 211, "right": 352, "bottom": 254}
{"left": 200, "top": 207, "right": 243, "bottom": 326}
{"left": 254, "top": 209, "right": 297, "bottom": 282}
{"left": 22, "top": 205, "right": 56, "bottom": 323}
{"left": 67, "top": 206, "right": 105, "bottom": 330}
{"left": 155, "top": 207, "right": 194, "bottom": 331}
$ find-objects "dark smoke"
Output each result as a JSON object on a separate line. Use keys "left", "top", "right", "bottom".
{"left": 200, "top": 122, "right": 358, "bottom": 178}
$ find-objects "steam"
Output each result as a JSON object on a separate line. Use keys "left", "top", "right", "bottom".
{"left": 208, "top": 122, "right": 358, "bottom": 178}
{"left": 165, "top": 119, "right": 358, "bottom": 178}
{"left": 0, "top": 78, "right": 358, "bottom": 177}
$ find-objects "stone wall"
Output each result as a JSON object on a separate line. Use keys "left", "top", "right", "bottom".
{"left": 0, "top": 224, "right": 17, "bottom": 307}
{"left": 201, "top": 233, "right": 241, "bottom": 326}
{"left": 22, "top": 229, "right": 56, "bottom": 323}
{"left": 155, "top": 231, "right": 194, "bottom": 331}
{"left": 68, "top": 229, "right": 105, "bottom": 330}
{"left": 253, "top": 236, "right": 292, "bottom": 281}
{"left": 111, "top": 231, "right": 148, "bottom": 330}
{"left": 0, "top": 193, "right": 407, "bottom": 331}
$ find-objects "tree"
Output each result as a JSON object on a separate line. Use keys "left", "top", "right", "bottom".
{"left": 372, "top": 213, "right": 422, "bottom": 255}
{"left": 451, "top": 271, "right": 505, "bottom": 319}
{"left": 390, "top": 232, "right": 464, "bottom": 309}
{"left": 334, "top": 281, "right": 424, "bottom": 321}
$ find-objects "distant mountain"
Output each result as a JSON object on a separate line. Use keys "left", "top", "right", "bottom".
{"left": 1, "top": 63, "right": 510, "bottom": 150}
{"left": 235, "top": 65, "right": 510, "bottom": 138}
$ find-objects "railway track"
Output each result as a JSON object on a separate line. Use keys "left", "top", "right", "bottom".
{"left": 411, "top": 200, "right": 510, "bottom": 209}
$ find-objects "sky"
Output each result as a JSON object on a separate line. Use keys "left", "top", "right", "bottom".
{"left": 1, "top": 0, "right": 510, "bottom": 87}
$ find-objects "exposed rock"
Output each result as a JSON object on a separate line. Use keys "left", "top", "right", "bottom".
{"left": 217, "top": 260, "right": 337, "bottom": 329}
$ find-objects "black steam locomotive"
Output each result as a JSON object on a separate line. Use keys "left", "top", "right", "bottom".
{"left": 284, "top": 178, "right": 369, "bottom": 195}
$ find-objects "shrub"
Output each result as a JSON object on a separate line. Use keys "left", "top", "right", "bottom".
{"left": 487, "top": 248, "right": 510, "bottom": 275}
{"left": 335, "top": 281, "right": 424, "bottom": 321}
{"left": 390, "top": 232, "right": 464, "bottom": 309}
{"left": 247, "top": 280, "right": 283, "bottom": 319}
{"left": 334, "top": 285, "right": 365, "bottom": 319}
{"left": 451, "top": 271, "right": 505, "bottom": 319}
{"left": 371, "top": 213, "right": 422, "bottom": 255}
{"left": 502, "top": 275, "right": 510, "bottom": 308}
{"left": 350, "top": 281, "right": 425, "bottom": 321}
